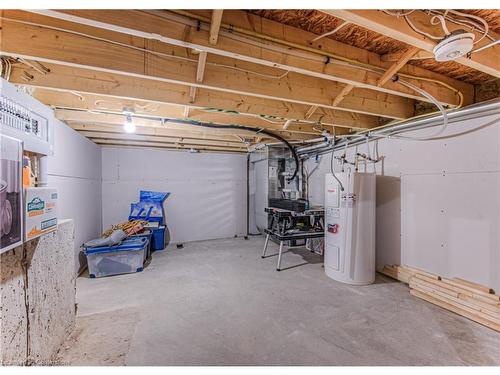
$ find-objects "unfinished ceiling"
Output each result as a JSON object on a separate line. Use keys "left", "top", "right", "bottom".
{"left": 250, "top": 9, "right": 500, "bottom": 84}
{"left": 1, "top": 9, "right": 498, "bottom": 153}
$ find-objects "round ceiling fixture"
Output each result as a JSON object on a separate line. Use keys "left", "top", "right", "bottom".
{"left": 433, "top": 30, "right": 475, "bottom": 61}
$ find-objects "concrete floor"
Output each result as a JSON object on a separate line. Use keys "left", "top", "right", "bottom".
{"left": 57, "top": 236, "right": 500, "bottom": 365}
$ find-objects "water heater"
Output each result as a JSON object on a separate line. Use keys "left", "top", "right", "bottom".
{"left": 324, "top": 172, "right": 376, "bottom": 285}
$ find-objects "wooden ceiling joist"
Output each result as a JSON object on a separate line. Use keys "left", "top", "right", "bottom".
{"left": 322, "top": 9, "right": 500, "bottom": 79}
{"left": 57, "top": 109, "right": 322, "bottom": 140}
{"left": 189, "top": 50, "right": 208, "bottom": 103}
{"left": 377, "top": 47, "right": 420, "bottom": 87}
{"left": 69, "top": 122, "right": 254, "bottom": 144}
{"left": 381, "top": 50, "right": 433, "bottom": 63}
{"left": 94, "top": 139, "right": 246, "bottom": 153}
{"left": 0, "top": 11, "right": 412, "bottom": 120}
{"left": 304, "top": 106, "right": 319, "bottom": 120}
{"left": 331, "top": 84, "right": 355, "bottom": 107}
{"left": 14, "top": 9, "right": 473, "bottom": 108}
{"left": 2, "top": 8, "right": 494, "bottom": 155}
{"left": 209, "top": 10, "right": 223, "bottom": 45}
{"left": 80, "top": 131, "right": 248, "bottom": 149}
{"left": 168, "top": 9, "right": 473, "bottom": 105}
{"left": 8, "top": 63, "right": 378, "bottom": 131}
{"left": 29, "top": 88, "right": 321, "bottom": 136}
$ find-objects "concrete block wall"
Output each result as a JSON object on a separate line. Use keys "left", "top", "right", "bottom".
{"left": 0, "top": 220, "right": 76, "bottom": 365}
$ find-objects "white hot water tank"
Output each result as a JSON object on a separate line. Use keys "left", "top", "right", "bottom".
{"left": 324, "top": 172, "right": 376, "bottom": 285}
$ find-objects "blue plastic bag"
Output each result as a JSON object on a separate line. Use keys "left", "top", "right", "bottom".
{"left": 128, "top": 190, "right": 170, "bottom": 224}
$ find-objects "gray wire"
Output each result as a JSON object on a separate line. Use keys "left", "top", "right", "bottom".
{"left": 330, "top": 128, "right": 344, "bottom": 191}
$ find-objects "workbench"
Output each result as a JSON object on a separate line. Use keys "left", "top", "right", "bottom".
{"left": 262, "top": 206, "right": 324, "bottom": 271}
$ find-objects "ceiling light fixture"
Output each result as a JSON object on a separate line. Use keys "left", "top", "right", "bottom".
{"left": 433, "top": 30, "right": 475, "bottom": 61}
{"left": 123, "top": 107, "right": 136, "bottom": 133}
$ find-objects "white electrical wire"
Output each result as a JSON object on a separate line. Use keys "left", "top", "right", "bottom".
{"left": 382, "top": 10, "right": 416, "bottom": 17}
{"left": 400, "top": 10, "right": 492, "bottom": 45}
{"left": 381, "top": 79, "right": 449, "bottom": 141}
{"left": 471, "top": 39, "right": 500, "bottom": 54}
{"left": 428, "top": 10, "right": 494, "bottom": 42}
{"left": 310, "top": 21, "right": 350, "bottom": 42}
{"left": 330, "top": 127, "right": 344, "bottom": 191}
{"left": 430, "top": 14, "right": 451, "bottom": 36}
{"left": 404, "top": 14, "right": 442, "bottom": 40}
{"left": 446, "top": 9, "right": 490, "bottom": 44}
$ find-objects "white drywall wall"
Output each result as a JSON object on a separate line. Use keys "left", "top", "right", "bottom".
{"left": 47, "top": 120, "right": 102, "bottom": 272}
{"left": 292, "top": 112, "right": 500, "bottom": 291}
{"left": 101, "top": 147, "right": 247, "bottom": 244}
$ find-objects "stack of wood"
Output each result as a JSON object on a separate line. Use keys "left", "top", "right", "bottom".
{"left": 380, "top": 264, "right": 500, "bottom": 332}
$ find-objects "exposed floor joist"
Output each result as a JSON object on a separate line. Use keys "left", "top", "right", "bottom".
{"left": 322, "top": 9, "right": 500, "bottom": 79}
{"left": 377, "top": 47, "right": 420, "bottom": 87}
{"left": 81, "top": 131, "right": 248, "bottom": 149}
{"left": 95, "top": 139, "right": 246, "bottom": 153}
{"left": 57, "top": 109, "right": 325, "bottom": 141}
{"left": 170, "top": 9, "right": 473, "bottom": 105}
{"left": 189, "top": 50, "right": 208, "bottom": 103}
{"left": 331, "top": 84, "right": 355, "bottom": 107}
{"left": 68, "top": 122, "right": 258, "bottom": 144}
{"left": 29, "top": 88, "right": 324, "bottom": 137}
{"left": 209, "top": 10, "right": 223, "bottom": 45}
{"left": 0, "top": 11, "right": 413, "bottom": 121}
{"left": 1, "top": 8, "right": 493, "bottom": 154}
{"left": 14, "top": 9, "right": 473, "bottom": 108}
{"left": 8, "top": 63, "right": 375, "bottom": 132}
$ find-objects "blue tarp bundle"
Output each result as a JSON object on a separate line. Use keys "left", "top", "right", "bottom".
{"left": 128, "top": 190, "right": 170, "bottom": 225}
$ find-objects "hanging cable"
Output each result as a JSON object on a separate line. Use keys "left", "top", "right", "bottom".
{"left": 404, "top": 14, "right": 443, "bottom": 40}
{"left": 381, "top": 78, "right": 449, "bottom": 141}
{"left": 446, "top": 9, "right": 490, "bottom": 44}
{"left": 310, "top": 21, "right": 350, "bottom": 42}
{"left": 430, "top": 14, "right": 451, "bottom": 35}
{"left": 471, "top": 40, "right": 500, "bottom": 54}
{"left": 162, "top": 118, "right": 299, "bottom": 181}
{"left": 382, "top": 10, "right": 416, "bottom": 17}
{"left": 427, "top": 10, "right": 494, "bottom": 42}
{"left": 329, "top": 127, "right": 344, "bottom": 191}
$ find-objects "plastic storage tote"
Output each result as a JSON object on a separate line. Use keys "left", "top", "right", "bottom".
{"left": 84, "top": 237, "right": 148, "bottom": 278}
{"left": 128, "top": 231, "right": 152, "bottom": 260}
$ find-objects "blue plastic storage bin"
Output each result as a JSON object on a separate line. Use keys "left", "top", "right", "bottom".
{"left": 151, "top": 226, "right": 167, "bottom": 251}
{"left": 84, "top": 237, "right": 148, "bottom": 278}
{"left": 129, "top": 231, "right": 152, "bottom": 260}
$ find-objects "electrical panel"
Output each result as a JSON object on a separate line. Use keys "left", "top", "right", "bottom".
{"left": 0, "top": 96, "right": 49, "bottom": 141}
{"left": 0, "top": 79, "right": 54, "bottom": 156}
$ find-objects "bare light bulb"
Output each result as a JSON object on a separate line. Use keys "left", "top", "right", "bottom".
{"left": 123, "top": 114, "right": 136, "bottom": 133}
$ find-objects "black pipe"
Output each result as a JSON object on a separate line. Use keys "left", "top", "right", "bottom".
{"left": 163, "top": 118, "right": 299, "bottom": 181}
{"left": 246, "top": 153, "right": 250, "bottom": 237}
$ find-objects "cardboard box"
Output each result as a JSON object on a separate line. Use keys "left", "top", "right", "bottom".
{"left": 24, "top": 187, "right": 58, "bottom": 241}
